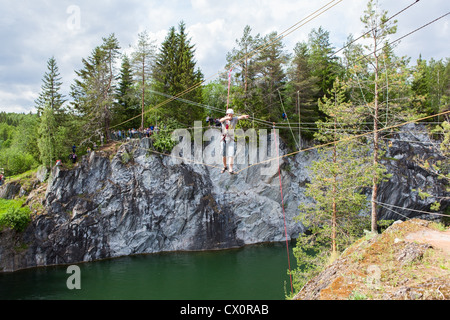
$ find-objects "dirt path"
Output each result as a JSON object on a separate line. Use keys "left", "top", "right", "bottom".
{"left": 405, "top": 227, "right": 450, "bottom": 255}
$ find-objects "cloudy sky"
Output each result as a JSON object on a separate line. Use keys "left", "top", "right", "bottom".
{"left": 0, "top": 0, "right": 449, "bottom": 113}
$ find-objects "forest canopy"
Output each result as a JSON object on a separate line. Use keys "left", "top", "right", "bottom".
{"left": 0, "top": 9, "right": 449, "bottom": 176}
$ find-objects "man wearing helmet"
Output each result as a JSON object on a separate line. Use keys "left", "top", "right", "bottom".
{"left": 219, "top": 108, "right": 250, "bottom": 174}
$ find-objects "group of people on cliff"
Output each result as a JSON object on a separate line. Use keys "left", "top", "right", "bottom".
{"left": 50, "top": 108, "right": 252, "bottom": 176}
{"left": 110, "top": 126, "right": 157, "bottom": 141}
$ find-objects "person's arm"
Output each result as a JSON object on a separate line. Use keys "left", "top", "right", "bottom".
{"left": 238, "top": 115, "right": 250, "bottom": 120}
{"left": 220, "top": 115, "right": 233, "bottom": 123}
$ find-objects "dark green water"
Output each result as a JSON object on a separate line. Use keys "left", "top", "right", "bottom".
{"left": 0, "top": 242, "right": 295, "bottom": 300}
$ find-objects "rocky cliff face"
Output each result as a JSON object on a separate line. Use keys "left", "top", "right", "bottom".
{"left": 0, "top": 135, "right": 311, "bottom": 272}
{"left": 0, "top": 124, "right": 448, "bottom": 272}
{"left": 378, "top": 123, "right": 449, "bottom": 221}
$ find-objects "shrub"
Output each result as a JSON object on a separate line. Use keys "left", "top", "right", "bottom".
{"left": 0, "top": 148, "right": 38, "bottom": 176}
{"left": 152, "top": 119, "right": 182, "bottom": 153}
{"left": 0, "top": 199, "right": 31, "bottom": 232}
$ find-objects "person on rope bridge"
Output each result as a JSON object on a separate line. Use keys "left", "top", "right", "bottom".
{"left": 219, "top": 108, "right": 249, "bottom": 175}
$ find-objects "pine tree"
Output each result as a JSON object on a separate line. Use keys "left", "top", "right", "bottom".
{"left": 360, "top": 0, "right": 398, "bottom": 232}
{"left": 292, "top": 79, "right": 372, "bottom": 291}
{"left": 412, "top": 57, "right": 450, "bottom": 120}
{"left": 114, "top": 54, "right": 140, "bottom": 128}
{"left": 153, "top": 22, "right": 204, "bottom": 126}
{"left": 35, "top": 57, "right": 66, "bottom": 118}
{"left": 35, "top": 57, "right": 68, "bottom": 168}
{"left": 287, "top": 41, "right": 320, "bottom": 140}
{"left": 38, "top": 105, "right": 59, "bottom": 168}
{"left": 285, "top": 28, "right": 341, "bottom": 142}
{"left": 225, "top": 25, "right": 261, "bottom": 112}
{"left": 307, "top": 27, "right": 341, "bottom": 101}
{"left": 255, "top": 31, "right": 289, "bottom": 122}
{"left": 70, "top": 46, "right": 109, "bottom": 138}
{"left": 70, "top": 34, "right": 121, "bottom": 142}
{"left": 226, "top": 28, "right": 289, "bottom": 125}
{"left": 131, "top": 31, "right": 156, "bottom": 129}
{"left": 411, "top": 55, "right": 431, "bottom": 116}
{"left": 100, "top": 34, "right": 121, "bottom": 138}
{"left": 342, "top": 34, "right": 369, "bottom": 103}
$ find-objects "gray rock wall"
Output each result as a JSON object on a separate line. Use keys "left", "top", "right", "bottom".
{"left": 0, "top": 124, "right": 448, "bottom": 272}
{"left": 1, "top": 135, "right": 310, "bottom": 271}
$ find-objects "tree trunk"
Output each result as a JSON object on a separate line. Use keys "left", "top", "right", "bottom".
{"left": 332, "top": 116, "right": 337, "bottom": 253}
{"left": 141, "top": 60, "right": 145, "bottom": 130}
{"left": 371, "top": 46, "right": 379, "bottom": 233}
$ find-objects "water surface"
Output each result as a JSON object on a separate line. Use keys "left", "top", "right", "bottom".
{"left": 0, "top": 242, "right": 295, "bottom": 300}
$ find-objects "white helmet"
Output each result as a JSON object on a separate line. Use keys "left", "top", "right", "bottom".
{"left": 226, "top": 108, "right": 234, "bottom": 115}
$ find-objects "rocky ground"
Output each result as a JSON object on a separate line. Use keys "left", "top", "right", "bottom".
{"left": 293, "top": 219, "right": 450, "bottom": 300}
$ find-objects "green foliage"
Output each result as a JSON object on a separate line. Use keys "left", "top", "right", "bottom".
{"left": 434, "top": 120, "right": 450, "bottom": 156}
{"left": 152, "top": 22, "right": 205, "bottom": 126}
{"left": 120, "top": 151, "right": 133, "bottom": 164}
{"left": 35, "top": 57, "right": 73, "bottom": 168}
{"left": 112, "top": 55, "right": 141, "bottom": 129}
{"left": 0, "top": 113, "right": 40, "bottom": 176}
{"left": 286, "top": 42, "right": 320, "bottom": 140}
{"left": 0, "top": 148, "right": 37, "bottom": 176}
{"left": 291, "top": 79, "right": 372, "bottom": 292}
{"left": 348, "top": 291, "right": 368, "bottom": 300}
{"left": 152, "top": 118, "right": 182, "bottom": 153}
{"left": 307, "top": 27, "right": 342, "bottom": 100}
{"left": 70, "top": 33, "right": 121, "bottom": 138}
{"left": 202, "top": 81, "right": 227, "bottom": 119}
{"left": 226, "top": 26, "right": 290, "bottom": 124}
{"left": 255, "top": 31, "right": 290, "bottom": 121}
{"left": 0, "top": 199, "right": 32, "bottom": 232}
{"left": 0, "top": 122, "right": 14, "bottom": 149}
{"left": 131, "top": 31, "right": 157, "bottom": 129}
{"left": 291, "top": 233, "right": 329, "bottom": 292}
{"left": 11, "top": 113, "right": 40, "bottom": 160}
{"left": 411, "top": 57, "right": 450, "bottom": 119}
{"left": 34, "top": 57, "right": 66, "bottom": 116}
{"left": 377, "top": 219, "right": 395, "bottom": 233}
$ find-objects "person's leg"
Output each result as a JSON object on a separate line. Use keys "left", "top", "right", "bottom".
{"left": 227, "top": 141, "right": 236, "bottom": 173}
{"left": 228, "top": 156, "right": 234, "bottom": 172}
{"left": 221, "top": 140, "right": 227, "bottom": 173}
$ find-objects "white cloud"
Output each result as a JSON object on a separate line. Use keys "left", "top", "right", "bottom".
{"left": 0, "top": 0, "right": 448, "bottom": 113}
{"left": 190, "top": 0, "right": 209, "bottom": 11}
{"left": 188, "top": 20, "right": 228, "bottom": 58}
{"left": 0, "top": 85, "right": 38, "bottom": 113}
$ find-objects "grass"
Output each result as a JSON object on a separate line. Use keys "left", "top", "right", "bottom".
{"left": 5, "top": 168, "right": 38, "bottom": 183}
{"left": 344, "top": 220, "right": 450, "bottom": 299}
{"left": 296, "top": 219, "right": 450, "bottom": 300}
